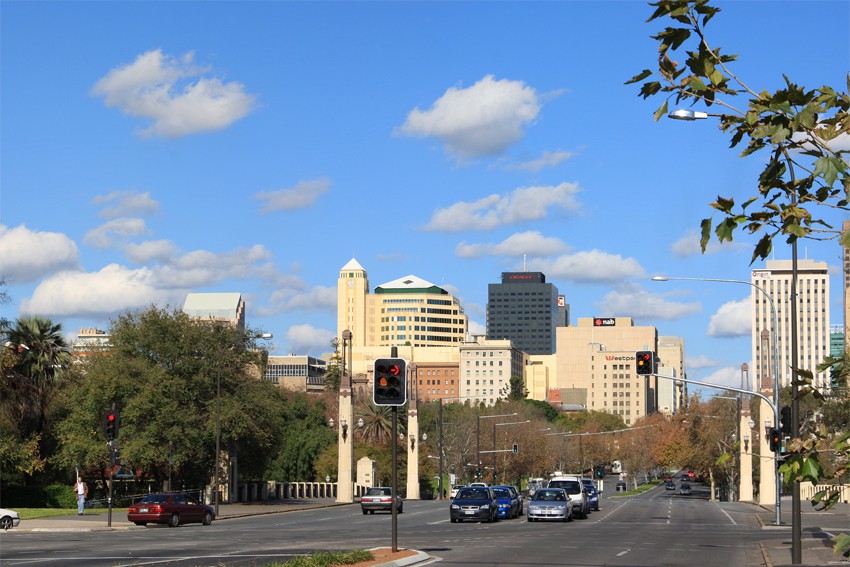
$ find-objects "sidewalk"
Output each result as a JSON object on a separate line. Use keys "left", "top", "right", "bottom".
{"left": 752, "top": 497, "right": 850, "bottom": 567}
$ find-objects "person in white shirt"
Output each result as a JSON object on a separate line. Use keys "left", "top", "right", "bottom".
{"left": 74, "top": 477, "right": 87, "bottom": 515}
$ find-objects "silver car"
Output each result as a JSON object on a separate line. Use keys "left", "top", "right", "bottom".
{"left": 360, "top": 487, "right": 403, "bottom": 514}
{"left": 527, "top": 488, "right": 571, "bottom": 522}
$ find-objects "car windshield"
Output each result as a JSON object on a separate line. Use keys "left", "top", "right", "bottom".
{"left": 551, "top": 481, "right": 581, "bottom": 493}
{"left": 492, "top": 488, "right": 510, "bottom": 498}
{"left": 458, "top": 488, "right": 488, "bottom": 500}
{"left": 533, "top": 490, "right": 566, "bottom": 502}
{"left": 367, "top": 488, "right": 391, "bottom": 496}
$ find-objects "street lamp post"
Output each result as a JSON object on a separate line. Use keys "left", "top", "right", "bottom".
{"left": 476, "top": 413, "right": 517, "bottom": 473}
{"left": 214, "top": 331, "right": 272, "bottom": 516}
{"left": 652, "top": 275, "right": 781, "bottom": 525}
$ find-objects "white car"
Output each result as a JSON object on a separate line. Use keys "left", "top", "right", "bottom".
{"left": 0, "top": 508, "right": 21, "bottom": 530}
{"left": 449, "top": 485, "right": 463, "bottom": 499}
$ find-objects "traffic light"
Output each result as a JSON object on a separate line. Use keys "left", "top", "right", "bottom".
{"left": 769, "top": 428, "right": 781, "bottom": 452}
{"left": 373, "top": 358, "right": 408, "bottom": 406}
{"left": 780, "top": 406, "right": 792, "bottom": 436}
{"left": 512, "top": 443, "right": 519, "bottom": 454}
{"left": 476, "top": 469, "right": 482, "bottom": 478}
{"left": 103, "top": 410, "right": 120, "bottom": 441}
{"left": 595, "top": 465, "right": 604, "bottom": 479}
{"left": 635, "top": 351, "right": 654, "bottom": 375}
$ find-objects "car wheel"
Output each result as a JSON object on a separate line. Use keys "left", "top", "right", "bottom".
{"left": 527, "top": 517, "right": 533, "bottom": 522}
{"left": 168, "top": 513, "right": 180, "bottom": 528}
{"left": 1, "top": 517, "right": 13, "bottom": 530}
{"left": 362, "top": 509, "right": 368, "bottom": 515}
{"left": 134, "top": 521, "right": 147, "bottom": 526}
{"left": 202, "top": 512, "right": 213, "bottom": 526}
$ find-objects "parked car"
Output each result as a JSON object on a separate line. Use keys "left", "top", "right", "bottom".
{"left": 360, "top": 487, "right": 403, "bottom": 514}
{"left": 469, "top": 482, "right": 489, "bottom": 488}
{"left": 127, "top": 493, "right": 214, "bottom": 527}
{"left": 0, "top": 508, "right": 21, "bottom": 530}
{"left": 679, "top": 483, "right": 692, "bottom": 496}
{"left": 449, "top": 486, "right": 498, "bottom": 523}
{"left": 491, "top": 486, "right": 521, "bottom": 519}
{"left": 526, "top": 488, "right": 571, "bottom": 522}
{"left": 450, "top": 485, "right": 463, "bottom": 499}
{"left": 547, "top": 477, "right": 589, "bottom": 519}
{"left": 665, "top": 481, "right": 676, "bottom": 490}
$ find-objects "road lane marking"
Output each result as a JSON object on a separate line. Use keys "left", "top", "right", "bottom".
{"left": 716, "top": 503, "right": 737, "bottom": 525}
{"left": 616, "top": 549, "right": 631, "bottom": 557}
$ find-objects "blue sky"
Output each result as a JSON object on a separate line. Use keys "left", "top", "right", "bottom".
{"left": 1, "top": 1, "right": 848, "bottom": 394}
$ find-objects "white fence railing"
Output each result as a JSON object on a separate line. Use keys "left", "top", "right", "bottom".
{"left": 799, "top": 482, "right": 850, "bottom": 503}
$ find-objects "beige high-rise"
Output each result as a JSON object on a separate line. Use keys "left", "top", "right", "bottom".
{"left": 751, "top": 259, "right": 831, "bottom": 390}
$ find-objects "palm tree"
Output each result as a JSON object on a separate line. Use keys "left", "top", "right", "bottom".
{"left": 3, "top": 315, "right": 70, "bottom": 441}
{"left": 356, "top": 401, "right": 403, "bottom": 446}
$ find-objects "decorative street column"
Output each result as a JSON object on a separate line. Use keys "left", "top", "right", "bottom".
{"left": 406, "top": 367, "right": 420, "bottom": 499}
{"left": 739, "top": 399, "right": 754, "bottom": 502}
{"left": 336, "top": 330, "right": 355, "bottom": 503}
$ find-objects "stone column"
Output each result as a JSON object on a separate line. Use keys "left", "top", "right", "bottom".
{"left": 406, "top": 367, "right": 420, "bottom": 499}
{"left": 758, "top": 396, "right": 776, "bottom": 508}
{"left": 739, "top": 400, "right": 754, "bottom": 502}
{"left": 336, "top": 362, "right": 355, "bottom": 503}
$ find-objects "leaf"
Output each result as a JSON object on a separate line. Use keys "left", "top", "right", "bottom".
{"left": 654, "top": 100, "right": 670, "bottom": 122}
{"left": 626, "top": 69, "right": 653, "bottom": 85}
{"left": 813, "top": 156, "right": 846, "bottom": 186}
{"left": 715, "top": 452, "right": 730, "bottom": 465}
{"left": 833, "top": 533, "right": 850, "bottom": 558}
{"left": 699, "top": 218, "right": 712, "bottom": 252}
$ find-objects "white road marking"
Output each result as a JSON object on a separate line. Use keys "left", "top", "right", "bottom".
{"left": 616, "top": 549, "right": 631, "bottom": 557}
{"left": 717, "top": 503, "right": 737, "bottom": 525}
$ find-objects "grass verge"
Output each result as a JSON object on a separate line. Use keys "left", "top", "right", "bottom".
{"left": 267, "top": 549, "right": 373, "bottom": 567}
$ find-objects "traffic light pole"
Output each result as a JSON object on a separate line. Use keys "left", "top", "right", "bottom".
{"left": 651, "top": 372, "right": 780, "bottom": 526}
{"left": 391, "top": 406, "right": 398, "bottom": 552}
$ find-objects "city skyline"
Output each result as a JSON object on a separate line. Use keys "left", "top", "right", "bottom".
{"left": 2, "top": 1, "right": 848, "bottom": 395}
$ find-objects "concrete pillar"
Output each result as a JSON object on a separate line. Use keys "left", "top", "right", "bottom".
{"left": 739, "top": 405, "right": 754, "bottom": 502}
{"left": 406, "top": 411, "right": 420, "bottom": 499}
{"left": 336, "top": 372, "right": 355, "bottom": 503}
{"left": 758, "top": 396, "right": 776, "bottom": 508}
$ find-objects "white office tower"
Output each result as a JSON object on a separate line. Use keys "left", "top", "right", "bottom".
{"left": 751, "top": 259, "right": 831, "bottom": 391}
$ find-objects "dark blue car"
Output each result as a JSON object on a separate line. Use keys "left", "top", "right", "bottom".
{"left": 449, "top": 487, "right": 498, "bottom": 523}
{"left": 491, "top": 486, "right": 521, "bottom": 519}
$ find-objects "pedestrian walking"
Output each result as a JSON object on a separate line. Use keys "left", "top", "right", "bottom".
{"left": 74, "top": 477, "right": 88, "bottom": 515}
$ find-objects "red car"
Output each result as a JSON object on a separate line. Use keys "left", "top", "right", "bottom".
{"left": 127, "top": 493, "right": 215, "bottom": 527}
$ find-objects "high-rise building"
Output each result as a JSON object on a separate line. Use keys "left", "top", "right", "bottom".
{"left": 486, "top": 271, "right": 568, "bottom": 355}
{"left": 264, "top": 354, "right": 326, "bottom": 392}
{"left": 336, "top": 259, "right": 469, "bottom": 350}
{"left": 553, "top": 317, "right": 658, "bottom": 426}
{"left": 751, "top": 259, "right": 831, "bottom": 390}
{"left": 459, "top": 335, "right": 527, "bottom": 406}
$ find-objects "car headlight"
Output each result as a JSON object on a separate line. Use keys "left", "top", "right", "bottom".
{"left": 479, "top": 504, "right": 491, "bottom": 510}
{"left": 528, "top": 505, "right": 540, "bottom": 512}
{"left": 450, "top": 504, "right": 460, "bottom": 509}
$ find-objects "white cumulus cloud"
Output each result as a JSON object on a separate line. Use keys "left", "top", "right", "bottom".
{"left": 253, "top": 178, "right": 331, "bottom": 213}
{"left": 93, "top": 190, "right": 159, "bottom": 219}
{"left": 20, "top": 264, "right": 182, "bottom": 318}
{"left": 528, "top": 250, "right": 645, "bottom": 284}
{"left": 595, "top": 284, "right": 701, "bottom": 321}
{"left": 0, "top": 224, "right": 80, "bottom": 284}
{"left": 285, "top": 323, "right": 336, "bottom": 356}
{"left": 259, "top": 285, "right": 337, "bottom": 315}
{"left": 396, "top": 75, "right": 543, "bottom": 159}
{"left": 509, "top": 149, "right": 575, "bottom": 172}
{"left": 424, "top": 182, "right": 580, "bottom": 232}
{"left": 671, "top": 228, "right": 741, "bottom": 258}
{"left": 707, "top": 297, "right": 751, "bottom": 338}
{"left": 83, "top": 218, "right": 147, "bottom": 249}
{"left": 124, "top": 239, "right": 179, "bottom": 264}
{"left": 91, "top": 49, "right": 256, "bottom": 138}
{"left": 456, "top": 230, "right": 569, "bottom": 258}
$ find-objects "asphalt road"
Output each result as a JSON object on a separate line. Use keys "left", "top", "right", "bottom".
{"left": 0, "top": 484, "right": 821, "bottom": 566}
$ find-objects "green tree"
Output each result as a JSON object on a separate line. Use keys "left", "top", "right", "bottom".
{"left": 0, "top": 315, "right": 70, "bottom": 481}
{"left": 53, "top": 307, "right": 281, "bottom": 489}
{"left": 501, "top": 375, "right": 527, "bottom": 401}
{"left": 323, "top": 338, "right": 342, "bottom": 392}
